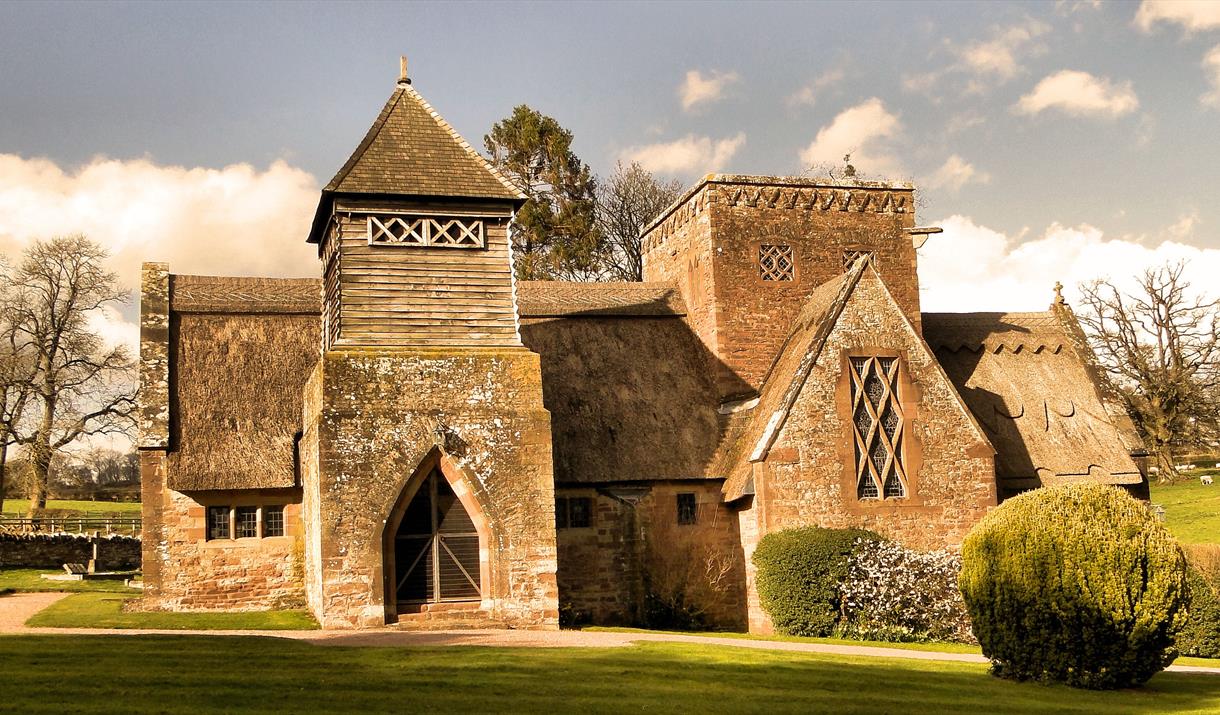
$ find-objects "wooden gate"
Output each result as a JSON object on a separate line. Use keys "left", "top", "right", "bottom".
{"left": 393, "top": 468, "right": 481, "bottom": 605}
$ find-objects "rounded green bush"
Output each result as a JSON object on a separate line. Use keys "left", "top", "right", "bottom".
{"left": 1178, "top": 566, "right": 1220, "bottom": 658}
{"left": 960, "top": 483, "right": 1189, "bottom": 689}
{"left": 753, "top": 526, "right": 882, "bottom": 637}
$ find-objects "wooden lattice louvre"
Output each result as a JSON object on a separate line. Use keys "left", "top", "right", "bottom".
{"left": 758, "top": 244, "right": 794, "bottom": 281}
{"left": 367, "top": 215, "right": 484, "bottom": 248}
{"left": 848, "top": 356, "right": 908, "bottom": 499}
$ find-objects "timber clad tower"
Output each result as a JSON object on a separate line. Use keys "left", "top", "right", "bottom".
{"left": 139, "top": 65, "right": 1148, "bottom": 632}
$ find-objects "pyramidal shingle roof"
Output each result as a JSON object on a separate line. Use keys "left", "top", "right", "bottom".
{"left": 326, "top": 81, "right": 524, "bottom": 200}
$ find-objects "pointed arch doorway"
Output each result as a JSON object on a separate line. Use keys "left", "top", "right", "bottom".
{"left": 389, "top": 465, "right": 483, "bottom": 610}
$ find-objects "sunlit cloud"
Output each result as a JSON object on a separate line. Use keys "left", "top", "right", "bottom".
{"left": 1015, "top": 70, "right": 1139, "bottom": 118}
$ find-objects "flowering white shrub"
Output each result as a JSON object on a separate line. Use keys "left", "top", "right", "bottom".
{"left": 839, "top": 539, "right": 975, "bottom": 644}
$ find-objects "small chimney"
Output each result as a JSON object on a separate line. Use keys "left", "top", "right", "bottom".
{"left": 398, "top": 56, "right": 411, "bottom": 86}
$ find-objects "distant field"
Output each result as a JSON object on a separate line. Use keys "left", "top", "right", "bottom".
{"left": 1149, "top": 479, "right": 1220, "bottom": 545}
{"left": 0, "top": 499, "right": 141, "bottom": 516}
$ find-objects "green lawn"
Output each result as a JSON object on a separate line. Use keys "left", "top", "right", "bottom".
{"left": 1, "top": 498, "right": 141, "bottom": 516}
{"left": 1150, "top": 479, "right": 1220, "bottom": 545}
{"left": 24, "top": 593, "right": 317, "bottom": 630}
{"left": 586, "top": 625, "right": 981, "bottom": 654}
{"left": 0, "top": 636, "right": 1215, "bottom": 714}
{"left": 0, "top": 568, "right": 138, "bottom": 594}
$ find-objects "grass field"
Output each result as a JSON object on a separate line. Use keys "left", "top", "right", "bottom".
{"left": 24, "top": 593, "right": 318, "bottom": 630}
{"left": 1, "top": 499, "right": 141, "bottom": 516}
{"left": 1149, "top": 479, "right": 1220, "bottom": 545}
{"left": 0, "top": 569, "right": 138, "bottom": 594}
{"left": 0, "top": 636, "right": 1215, "bottom": 714}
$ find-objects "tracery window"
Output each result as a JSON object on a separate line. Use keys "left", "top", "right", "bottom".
{"left": 843, "top": 249, "right": 875, "bottom": 269}
{"left": 367, "top": 215, "right": 485, "bottom": 248}
{"left": 759, "top": 244, "right": 795, "bottom": 281}
{"left": 848, "top": 356, "right": 908, "bottom": 500}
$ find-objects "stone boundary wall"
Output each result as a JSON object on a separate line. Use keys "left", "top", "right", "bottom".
{"left": 0, "top": 533, "right": 141, "bottom": 570}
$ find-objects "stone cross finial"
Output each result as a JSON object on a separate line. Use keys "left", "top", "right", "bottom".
{"left": 1054, "top": 281, "right": 1065, "bottom": 306}
{"left": 398, "top": 56, "right": 410, "bottom": 85}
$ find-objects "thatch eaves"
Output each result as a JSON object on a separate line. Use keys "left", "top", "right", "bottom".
{"left": 516, "top": 281, "right": 686, "bottom": 318}
{"left": 924, "top": 311, "right": 1143, "bottom": 491}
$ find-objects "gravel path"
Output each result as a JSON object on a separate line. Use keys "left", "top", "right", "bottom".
{"left": 2, "top": 592, "right": 1217, "bottom": 675}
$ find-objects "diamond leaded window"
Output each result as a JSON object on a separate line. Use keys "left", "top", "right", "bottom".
{"left": 367, "top": 215, "right": 485, "bottom": 248}
{"left": 759, "top": 244, "right": 795, "bottom": 281}
{"left": 848, "top": 356, "right": 908, "bottom": 500}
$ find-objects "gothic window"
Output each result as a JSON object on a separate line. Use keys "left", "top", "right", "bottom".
{"left": 848, "top": 356, "right": 908, "bottom": 500}
{"left": 367, "top": 215, "right": 485, "bottom": 248}
{"left": 759, "top": 244, "right": 795, "bottom": 281}
{"left": 676, "top": 493, "right": 697, "bottom": 525}
{"left": 843, "top": 249, "right": 875, "bottom": 269}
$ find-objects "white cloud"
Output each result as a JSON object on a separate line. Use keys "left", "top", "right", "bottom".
{"left": 799, "top": 98, "right": 902, "bottom": 178}
{"left": 1203, "top": 45, "right": 1220, "bottom": 107}
{"left": 1135, "top": 0, "right": 1220, "bottom": 34}
{"left": 919, "top": 215, "right": 1220, "bottom": 312}
{"left": 0, "top": 154, "right": 320, "bottom": 357}
{"left": 621, "top": 133, "right": 746, "bottom": 175}
{"left": 925, "top": 155, "right": 990, "bottom": 192}
{"left": 678, "top": 70, "right": 739, "bottom": 111}
{"left": 1015, "top": 70, "right": 1140, "bottom": 118}
{"left": 787, "top": 69, "right": 845, "bottom": 108}
{"left": 957, "top": 19, "right": 1050, "bottom": 80}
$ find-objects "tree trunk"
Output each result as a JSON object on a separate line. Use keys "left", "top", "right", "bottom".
{"left": 0, "top": 441, "right": 7, "bottom": 515}
{"left": 1153, "top": 445, "right": 1176, "bottom": 485}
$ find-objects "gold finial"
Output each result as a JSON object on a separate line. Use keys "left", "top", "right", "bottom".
{"left": 1053, "top": 281, "right": 1065, "bottom": 306}
{"left": 398, "top": 56, "right": 411, "bottom": 85}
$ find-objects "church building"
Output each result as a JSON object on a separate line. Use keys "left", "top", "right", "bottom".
{"left": 137, "top": 67, "right": 1147, "bottom": 631}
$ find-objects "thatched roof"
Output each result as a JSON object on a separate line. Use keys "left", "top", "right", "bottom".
{"left": 924, "top": 311, "right": 1142, "bottom": 492}
{"left": 519, "top": 312, "right": 724, "bottom": 485}
{"left": 166, "top": 275, "right": 321, "bottom": 491}
{"left": 516, "top": 281, "right": 686, "bottom": 317}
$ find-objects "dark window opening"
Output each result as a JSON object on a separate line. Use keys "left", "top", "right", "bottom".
{"left": 235, "top": 507, "right": 259, "bottom": 538}
{"left": 677, "top": 493, "right": 697, "bottom": 525}
{"left": 555, "top": 496, "right": 592, "bottom": 529}
{"left": 207, "top": 506, "right": 230, "bottom": 540}
{"left": 263, "top": 506, "right": 285, "bottom": 537}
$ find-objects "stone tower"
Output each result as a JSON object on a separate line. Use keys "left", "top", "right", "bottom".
{"left": 640, "top": 175, "right": 924, "bottom": 400}
{"left": 299, "top": 65, "right": 559, "bottom": 628}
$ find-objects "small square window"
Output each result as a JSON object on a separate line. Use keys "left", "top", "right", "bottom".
{"left": 235, "top": 507, "right": 259, "bottom": 539}
{"left": 263, "top": 506, "right": 285, "bottom": 537}
{"left": 207, "top": 506, "right": 230, "bottom": 540}
{"left": 843, "top": 249, "right": 875, "bottom": 270}
{"left": 677, "top": 493, "right": 697, "bottom": 525}
{"left": 568, "top": 497, "right": 591, "bottom": 528}
{"left": 555, "top": 496, "right": 592, "bottom": 529}
{"left": 759, "top": 245, "right": 794, "bottom": 281}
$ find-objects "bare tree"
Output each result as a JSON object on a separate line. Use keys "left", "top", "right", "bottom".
{"left": 595, "top": 162, "right": 683, "bottom": 282}
{"left": 7, "top": 235, "right": 137, "bottom": 516}
{"left": 0, "top": 260, "right": 37, "bottom": 515}
{"left": 1076, "top": 262, "right": 1220, "bottom": 482}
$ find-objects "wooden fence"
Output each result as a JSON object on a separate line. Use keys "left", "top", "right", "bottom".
{"left": 0, "top": 515, "right": 142, "bottom": 536}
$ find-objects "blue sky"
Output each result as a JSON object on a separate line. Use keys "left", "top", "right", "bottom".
{"left": 2, "top": 0, "right": 1220, "bottom": 344}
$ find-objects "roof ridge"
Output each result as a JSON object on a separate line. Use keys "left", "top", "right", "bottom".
{"left": 401, "top": 84, "right": 526, "bottom": 201}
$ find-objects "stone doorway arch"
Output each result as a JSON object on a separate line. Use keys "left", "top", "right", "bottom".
{"left": 382, "top": 448, "right": 491, "bottom": 622}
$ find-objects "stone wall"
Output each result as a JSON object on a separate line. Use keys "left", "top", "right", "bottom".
{"left": 139, "top": 463, "right": 305, "bottom": 611}
{"left": 302, "top": 347, "right": 558, "bottom": 629}
{"left": 0, "top": 533, "right": 141, "bottom": 570}
{"left": 556, "top": 481, "right": 746, "bottom": 630}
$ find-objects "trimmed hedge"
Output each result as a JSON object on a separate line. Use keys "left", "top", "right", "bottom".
{"left": 960, "top": 483, "right": 1189, "bottom": 689}
{"left": 753, "top": 526, "right": 882, "bottom": 637}
{"left": 1179, "top": 565, "right": 1220, "bottom": 658}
